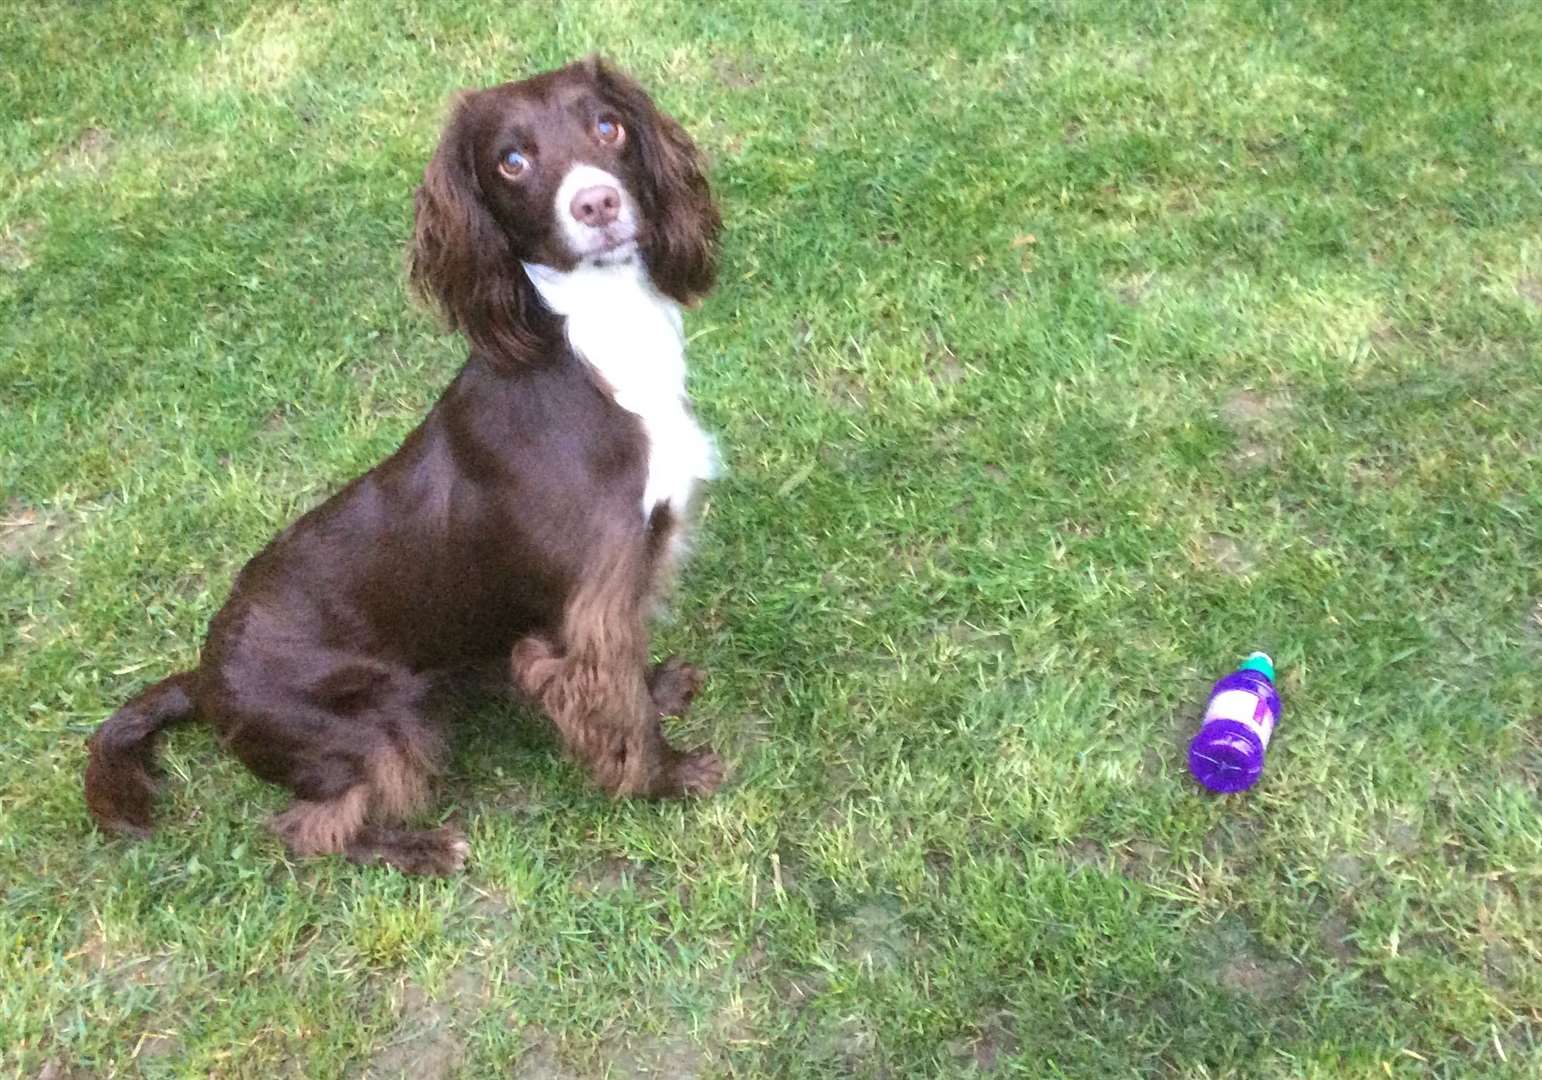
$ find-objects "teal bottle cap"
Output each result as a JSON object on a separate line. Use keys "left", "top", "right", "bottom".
{"left": 1239, "top": 651, "right": 1275, "bottom": 683}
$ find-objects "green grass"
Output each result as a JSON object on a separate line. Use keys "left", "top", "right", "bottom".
{"left": 3, "top": 0, "right": 1541, "bottom": 1075}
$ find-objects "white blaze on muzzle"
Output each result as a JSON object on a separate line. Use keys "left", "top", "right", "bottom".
{"left": 553, "top": 163, "right": 640, "bottom": 263}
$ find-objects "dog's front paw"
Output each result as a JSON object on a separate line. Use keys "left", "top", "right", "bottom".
{"left": 648, "top": 657, "right": 706, "bottom": 718}
{"left": 671, "top": 747, "right": 725, "bottom": 797}
{"left": 348, "top": 825, "right": 470, "bottom": 876}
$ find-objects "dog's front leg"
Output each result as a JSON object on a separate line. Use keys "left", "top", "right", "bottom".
{"left": 513, "top": 634, "right": 722, "bottom": 797}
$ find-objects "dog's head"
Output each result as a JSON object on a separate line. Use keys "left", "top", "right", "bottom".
{"left": 409, "top": 56, "right": 720, "bottom": 358}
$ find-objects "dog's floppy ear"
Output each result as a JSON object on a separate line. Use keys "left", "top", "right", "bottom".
{"left": 590, "top": 56, "right": 721, "bottom": 306}
{"left": 409, "top": 92, "right": 541, "bottom": 360}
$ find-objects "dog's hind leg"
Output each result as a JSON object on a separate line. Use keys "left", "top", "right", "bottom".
{"left": 259, "top": 731, "right": 468, "bottom": 875}
{"left": 217, "top": 652, "right": 467, "bottom": 875}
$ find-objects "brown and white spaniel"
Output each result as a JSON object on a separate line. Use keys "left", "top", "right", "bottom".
{"left": 85, "top": 56, "right": 727, "bottom": 875}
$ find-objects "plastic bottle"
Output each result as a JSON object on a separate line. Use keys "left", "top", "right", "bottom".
{"left": 1188, "top": 652, "right": 1281, "bottom": 794}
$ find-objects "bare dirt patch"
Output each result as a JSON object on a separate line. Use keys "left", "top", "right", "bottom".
{"left": 1203, "top": 532, "right": 1255, "bottom": 576}
{"left": 607, "top": 1032, "right": 712, "bottom": 1079}
{"left": 1220, "top": 388, "right": 1292, "bottom": 427}
{"left": 842, "top": 899, "right": 910, "bottom": 973}
{"left": 362, "top": 968, "right": 487, "bottom": 1080}
{"left": 1218, "top": 946, "right": 1301, "bottom": 1001}
{"left": 710, "top": 55, "right": 762, "bottom": 89}
{"left": 74, "top": 127, "right": 113, "bottom": 162}
{"left": 186, "top": 8, "right": 315, "bottom": 98}
{"left": 133, "top": 1033, "right": 180, "bottom": 1063}
{"left": 1206, "top": 919, "right": 1304, "bottom": 1003}
{"left": 1371, "top": 814, "right": 1422, "bottom": 859}
{"left": 1516, "top": 277, "right": 1542, "bottom": 308}
{"left": 924, "top": 329, "right": 966, "bottom": 386}
{"left": 1117, "top": 839, "right": 1165, "bottom": 879}
{"left": 1500, "top": 1017, "right": 1542, "bottom": 1065}
{"left": 1065, "top": 838, "right": 1109, "bottom": 873}
{"left": 823, "top": 370, "right": 870, "bottom": 411}
{"left": 772, "top": 968, "right": 827, "bottom": 1011}
{"left": 710, "top": 132, "right": 747, "bottom": 161}
{"left": 363, "top": 1024, "right": 460, "bottom": 1079}
{"left": 1498, "top": 712, "right": 1542, "bottom": 790}
{"left": 512, "top": 1031, "right": 583, "bottom": 1080}
{"left": 74, "top": 928, "right": 184, "bottom": 996}
{"left": 0, "top": 219, "right": 41, "bottom": 271}
{"left": 573, "top": 856, "right": 651, "bottom": 896}
{"left": 523, "top": 997, "right": 752, "bottom": 1079}
{"left": 260, "top": 408, "right": 292, "bottom": 436}
{"left": 1164, "top": 186, "right": 1201, "bottom": 215}
{"left": 938, "top": 622, "right": 1011, "bottom": 655}
{"left": 1199, "top": 817, "right": 1263, "bottom": 868}
{"left": 808, "top": 1015, "right": 878, "bottom": 1075}
{"left": 1140, "top": 689, "right": 1211, "bottom": 783}
{"left": 463, "top": 884, "right": 518, "bottom": 923}
{"left": 46, "top": 127, "right": 116, "bottom": 176}
{"left": 1318, "top": 912, "right": 1359, "bottom": 964}
{"left": 1065, "top": 837, "right": 1165, "bottom": 882}
{"left": 946, "top": 1010, "right": 1020, "bottom": 1073}
{"left": 1483, "top": 941, "right": 1525, "bottom": 991}
{"left": 1057, "top": 518, "right": 1098, "bottom": 539}
{"left": 1230, "top": 440, "right": 1279, "bottom": 470}
{"left": 790, "top": 318, "right": 815, "bottom": 352}
{"left": 1, "top": 501, "right": 73, "bottom": 563}
{"left": 922, "top": 847, "right": 954, "bottom": 887}
{"left": 1111, "top": 271, "right": 1157, "bottom": 306}
{"left": 1220, "top": 388, "right": 1292, "bottom": 470}
{"left": 1324, "top": 852, "right": 1368, "bottom": 888}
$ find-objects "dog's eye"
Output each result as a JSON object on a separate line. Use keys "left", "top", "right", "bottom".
{"left": 594, "top": 115, "right": 624, "bottom": 146}
{"left": 499, "top": 149, "right": 530, "bottom": 178}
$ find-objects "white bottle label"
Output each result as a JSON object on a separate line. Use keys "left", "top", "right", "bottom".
{"left": 1204, "top": 689, "right": 1275, "bottom": 748}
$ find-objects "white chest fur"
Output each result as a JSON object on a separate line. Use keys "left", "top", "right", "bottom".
{"left": 523, "top": 259, "right": 718, "bottom": 521}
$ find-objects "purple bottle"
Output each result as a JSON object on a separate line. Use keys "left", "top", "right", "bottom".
{"left": 1188, "top": 652, "right": 1281, "bottom": 793}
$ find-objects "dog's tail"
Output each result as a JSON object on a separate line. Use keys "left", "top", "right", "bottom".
{"left": 85, "top": 671, "right": 199, "bottom": 838}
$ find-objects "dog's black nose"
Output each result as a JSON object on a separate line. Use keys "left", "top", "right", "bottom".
{"left": 570, "top": 185, "right": 620, "bottom": 228}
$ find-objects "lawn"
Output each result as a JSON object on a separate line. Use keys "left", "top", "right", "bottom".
{"left": 3, "top": 0, "right": 1540, "bottom": 1075}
